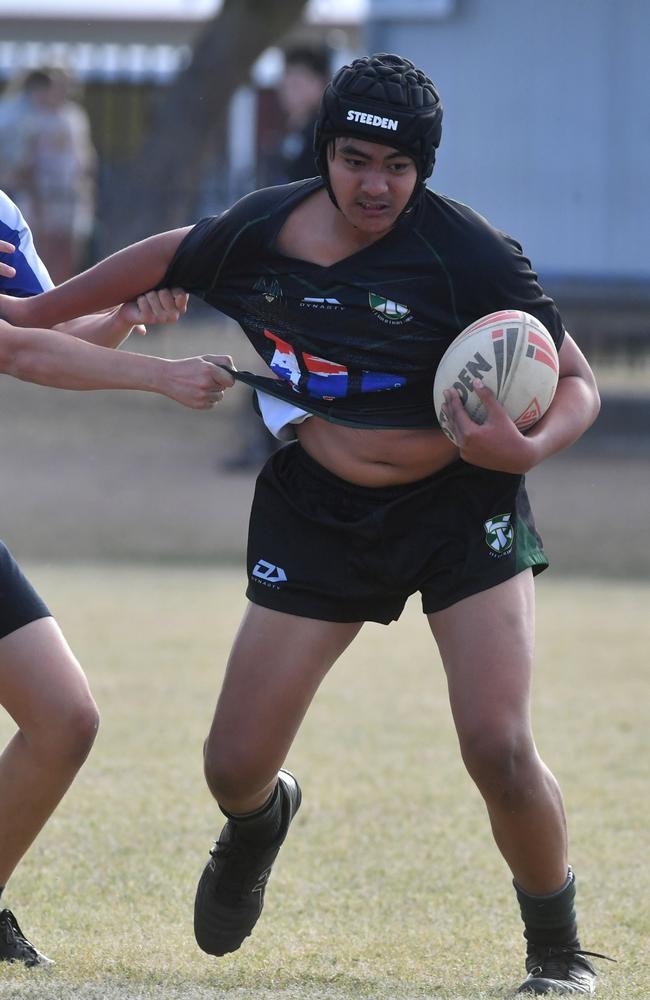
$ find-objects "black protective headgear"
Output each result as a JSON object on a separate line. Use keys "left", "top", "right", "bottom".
{"left": 314, "top": 53, "right": 443, "bottom": 210}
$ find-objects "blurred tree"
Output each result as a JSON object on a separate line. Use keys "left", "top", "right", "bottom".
{"left": 100, "top": 0, "right": 309, "bottom": 253}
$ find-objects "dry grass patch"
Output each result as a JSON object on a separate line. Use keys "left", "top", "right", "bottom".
{"left": 0, "top": 566, "right": 648, "bottom": 999}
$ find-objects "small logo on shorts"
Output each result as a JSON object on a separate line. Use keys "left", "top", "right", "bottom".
{"left": 251, "top": 559, "right": 287, "bottom": 588}
{"left": 484, "top": 514, "right": 514, "bottom": 556}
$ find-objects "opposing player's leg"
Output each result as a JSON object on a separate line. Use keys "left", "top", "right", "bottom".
{"left": 428, "top": 571, "right": 602, "bottom": 994}
{"left": 195, "top": 603, "right": 363, "bottom": 956}
{"left": 0, "top": 617, "right": 99, "bottom": 965}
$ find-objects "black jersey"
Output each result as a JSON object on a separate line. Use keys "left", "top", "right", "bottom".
{"left": 162, "top": 178, "right": 564, "bottom": 429}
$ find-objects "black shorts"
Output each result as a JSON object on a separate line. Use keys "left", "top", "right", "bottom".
{"left": 0, "top": 541, "right": 51, "bottom": 639}
{"left": 245, "top": 443, "right": 548, "bottom": 625}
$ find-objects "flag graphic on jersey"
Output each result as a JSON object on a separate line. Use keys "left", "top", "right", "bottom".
{"left": 264, "top": 331, "right": 303, "bottom": 388}
{"left": 303, "top": 352, "right": 348, "bottom": 398}
{"left": 264, "top": 329, "right": 405, "bottom": 401}
{"left": 360, "top": 372, "right": 407, "bottom": 393}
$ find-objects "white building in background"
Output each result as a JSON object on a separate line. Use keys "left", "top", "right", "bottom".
{"left": 2, "top": 0, "right": 648, "bottom": 290}
{"left": 366, "top": 0, "right": 650, "bottom": 289}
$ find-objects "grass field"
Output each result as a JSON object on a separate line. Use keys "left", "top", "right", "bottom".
{"left": 0, "top": 565, "right": 648, "bottom": 1000}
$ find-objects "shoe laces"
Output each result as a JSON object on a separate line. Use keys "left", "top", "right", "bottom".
{"left": 527, "top": 945, "right": 616, "bottom": 978}
{"left": 209, "top": 836, "right": 271, "bottom": 894}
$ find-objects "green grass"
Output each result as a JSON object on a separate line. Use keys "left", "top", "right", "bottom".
{"left": 0, "top": 566, "right": 648, "bottom": 999}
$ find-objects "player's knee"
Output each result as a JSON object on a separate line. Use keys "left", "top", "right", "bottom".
{"left": 203, "top": 741, "right": 262, "bottom": 805}
{"left": 70, "top": 697, "right": 100, "bottom": 758}
{"left": 460, "top": 727, "right": 537, "bottom": 801}
{"left": 203, "top": 752, "right": 243, "bottom": 803}
{"left": 38, "top": 694, "right": 100, "bottom": 765}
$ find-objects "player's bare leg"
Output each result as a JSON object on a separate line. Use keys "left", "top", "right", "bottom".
{"left": 429, "top": 571, "right": 603, "bottom": 993}
{"left": 0, "top": 617, "right": 99, "bottom": 965}
{"left": 195, "top": 604, "right": 363, "bottom": 955}
{"left": 0, "top": 618, "right": 99, "bottom": 886}
{"left": 428, "top": 571, "right": 567, "bottom": 892}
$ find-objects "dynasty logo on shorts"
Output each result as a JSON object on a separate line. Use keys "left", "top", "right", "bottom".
{"left": 484, "top": 513, "right": 514, "bottom": 556}
{"left": 251, "top": 559, "right": 287, "bottom": 588}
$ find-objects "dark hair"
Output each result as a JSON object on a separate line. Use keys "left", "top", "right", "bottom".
{"left": 284, "top": 45, "right": 331, "bottom": 80}
{"left": 23, "top": 69, "right": 55, "bottom": 91}
{"left": 314, "top": 53, "right": 443, "bottom": 209}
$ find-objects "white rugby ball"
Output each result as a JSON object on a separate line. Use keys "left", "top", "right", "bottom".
{"left": 433, "top": 310, "right": 559, "bottom": 445}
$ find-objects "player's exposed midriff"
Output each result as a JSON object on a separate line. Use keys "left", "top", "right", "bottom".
{"left": 297, "top": 415, "right": 459, "bottom": 487}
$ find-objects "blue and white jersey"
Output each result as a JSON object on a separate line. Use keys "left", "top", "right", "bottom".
{"left": 0, "top": 190, "right": 54, "bottom": 297}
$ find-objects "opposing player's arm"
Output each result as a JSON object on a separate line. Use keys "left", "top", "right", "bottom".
{"left": 0, "top": 229, "right": 191, "bottom": 329}
{"left": 54, "top": 288, "right": 189, "bottom": 348}
{"left": 0, "top": 318, "right": 235, "bottom": 409}
{"left": 443, "top": 332, "right": 600, "bottom": 473}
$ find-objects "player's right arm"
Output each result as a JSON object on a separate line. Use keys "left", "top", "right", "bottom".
{"left": 0, "top": 318, "right": 234, "bottom": 409}
{"left": 0, "top": 229, "right": 191, "bottom": 329}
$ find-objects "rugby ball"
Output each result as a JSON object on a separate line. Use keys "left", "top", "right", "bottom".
{"left": 433, "top": 310, "right": 559, "bottom": 445}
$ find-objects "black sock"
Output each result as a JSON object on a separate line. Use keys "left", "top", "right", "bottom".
{"left": 514, "top": 867, "right": 580, "bottom": 950}
{"left": 221, "top": 781, "right": 283, "bottom": 846}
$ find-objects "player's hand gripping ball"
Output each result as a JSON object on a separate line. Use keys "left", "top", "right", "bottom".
{"left": 433, "top": 310, "right": 559, "bottom": 445}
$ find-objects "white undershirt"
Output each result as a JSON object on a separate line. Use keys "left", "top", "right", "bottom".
{"left": 255, "top": 390, "right": 311, "bottom": 441}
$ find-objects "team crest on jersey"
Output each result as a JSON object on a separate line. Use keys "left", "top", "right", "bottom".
{"left": 254, "top": 277, "right": 284, "bottom": 304}
{"left": 484, "top": 513, "right": 514, "bottom": 556}
{"left": 368, "top": 292, "right": 411, "bottom": 325}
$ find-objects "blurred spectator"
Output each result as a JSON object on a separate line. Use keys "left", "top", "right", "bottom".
{"left": 0, "top": 67, "right": 97, "bottom": 284}
{"left": 273, "top": 44, "right": 331, "bottom": 183}
{"left": 222, "top": 45, "right": 331, "bottom": 472}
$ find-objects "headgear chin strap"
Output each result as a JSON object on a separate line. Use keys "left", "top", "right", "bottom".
{"left": 314, "top": 53, "right": 443, "bottom": 213}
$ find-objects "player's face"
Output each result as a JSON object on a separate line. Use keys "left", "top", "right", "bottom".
{"left": 328, "top": 138, "right": 418, "bottom": 234}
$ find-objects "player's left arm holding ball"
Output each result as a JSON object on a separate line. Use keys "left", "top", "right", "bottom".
{"left": 442, "top": 332, "right": 600, "bottom": 474}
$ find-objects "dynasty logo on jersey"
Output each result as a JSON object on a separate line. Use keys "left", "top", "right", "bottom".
{"left": 369, "top": 292, "right": 411, "bottom": 325}
{"left": 300, "top": 296, "right": 343, "bottom": 310}
{"left": 263, "top": 329, "right": 405, "bottom": 402}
